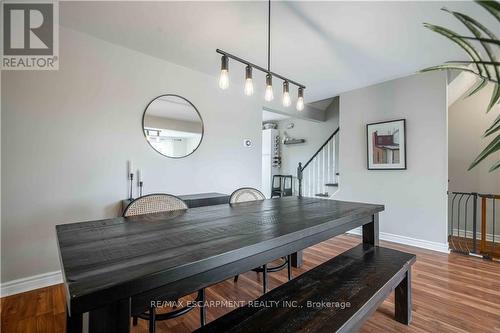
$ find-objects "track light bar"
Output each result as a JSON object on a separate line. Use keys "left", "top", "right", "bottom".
{"left": 216, "top": 49, "right": 306, "bottom": 90}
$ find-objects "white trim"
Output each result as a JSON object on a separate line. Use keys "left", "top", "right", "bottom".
{"left": 347, "top": 228, "right": 450, "bottom": 253}
{"left": 1, "top": 270, "right": 63, "bottom": 297}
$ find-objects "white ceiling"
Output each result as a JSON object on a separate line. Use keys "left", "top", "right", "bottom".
{"left": 60, "top": 1, "right": 497, "bottom": 102}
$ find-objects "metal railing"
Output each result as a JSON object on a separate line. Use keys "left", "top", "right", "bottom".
{"left": 448, "top": 191, "right": 499, "bottom": 260}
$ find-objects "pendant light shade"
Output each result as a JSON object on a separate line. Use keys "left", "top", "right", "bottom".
{"left": 282, "top": 81, "right": 291, "bottom": 107}
{"left": 244, "top": 65, "right": 254, "bottom": 96}
{"left": 296, "top": 87, "right": 304, "bottom": 111}
{"left": 219, "top": 55, "right": 229, "bottom": 90}
{"left": 265, "top": 74, "right": 274, "bottom": 101}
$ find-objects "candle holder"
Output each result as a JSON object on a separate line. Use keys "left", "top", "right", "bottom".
{"left": 129, "top": 173, "right": 134, "bottom": 200}
{"left": 139, "top": 181, "right": 143, "bottom": 197}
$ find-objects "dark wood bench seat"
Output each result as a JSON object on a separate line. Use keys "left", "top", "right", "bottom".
{"left": 195, "top": 244, "right": 416, "bottom": 333}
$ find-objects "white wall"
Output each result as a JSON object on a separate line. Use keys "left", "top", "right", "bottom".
{"left": 333, "top": 72, "right": 449, "bottom": 249}
{"left": 448, "top": 83, "right": 500, "bottom": 194}
{"left": 1, "top": 27, "right": 264, "bottom": 284}
{"left": 277, "top": 98, "right": 339, "bottom": 184}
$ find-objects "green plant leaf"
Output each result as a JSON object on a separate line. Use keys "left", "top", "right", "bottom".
{"left": 468, "top": 133, "right": 500, "bottom": 170}
{"left": 423, "top": 23, "right": 485, "bottom": 76}
{"left": 459, "top": 36, "right": 500, "bottom": 45}
{"left": 421, "top": 64, "right": 480, "bottom": 75}
{"left": 487, "top": 83, "right": 500, "bottom": 112}
{"left": 476, "top": 0, "right": 500, "bottom": 22}
{"left": 489, "top": 160, "right": 500, "bottom": 172}
{"left": 446, "top": 60, "right": 500, "bottom": 66}
{"left": 443, "top": 8, "right": 499, "bottom": 81}
{"left": 466, "top": 78, "right": 489, "bottom": 97}
{"left": 484, "top": 113, "right": 500, "bottom": 137}
{"left": 485, "top": 123, "right": 500, "bottom": 137}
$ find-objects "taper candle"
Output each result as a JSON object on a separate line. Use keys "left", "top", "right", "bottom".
{"left": 128, "top": 160, "right": 133, "bottom": 176}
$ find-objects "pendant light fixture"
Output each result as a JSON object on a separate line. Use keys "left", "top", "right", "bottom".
{"left": 296, "top": 87, "right": 304, "bottom": 111}
{"left": 244, "top": 65, "right": 254, "bottom": 96}
{"left": 219, "top": 55, "right": 229, "bottom": 90}
{"left": 282, "top": 81, "right": 291, "bottom": 107}
{"left": 265, "top": 74, "right": 274, "bottom": 101}
{"left": 216, "top": 0, "right": 305, "bottom": 110}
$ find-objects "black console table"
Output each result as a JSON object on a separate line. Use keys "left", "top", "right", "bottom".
{"left": 122, "top": 192, "right": 230, "bottom": 213}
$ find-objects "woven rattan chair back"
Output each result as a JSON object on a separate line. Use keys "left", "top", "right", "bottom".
{"left": 229, "top": 187, "right": 266, "bottom": 204}
{"left": 123, "top": 194, "right": 188, "bottom": 217}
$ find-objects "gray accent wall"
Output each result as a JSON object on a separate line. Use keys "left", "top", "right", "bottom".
{"left": 333, "top": 72, "right": 449, "bottom": 246}
{"left": 1, "top": 27, "right": 264, "bottom": 283}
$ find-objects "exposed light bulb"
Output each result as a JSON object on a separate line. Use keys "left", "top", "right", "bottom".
{"left": 283, "top": 92, "right": 291, "bottom": 107}
{"left": 265, "top": 74, "right": 274, "bottom": 101}
{"left": 244, "top": 65, "right": 254, "bottom": 96}
{"left": 219, "top": 69, "right": 229, "bottom": 90}
{"left": 244, "top": 78, "right": 254, "bottom": 96}
{"left": 296, "top": 87, "right": 305, "bottom": 111}
{"left": 282, "top": 81, "right": 291, "bottom": 107}
{"left": 219, "top": 55, "right": 229, "bottom": 90}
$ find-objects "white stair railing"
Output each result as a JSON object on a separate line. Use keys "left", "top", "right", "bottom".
{"left": 297, "top": 128, "right": 339, "bottom": 198}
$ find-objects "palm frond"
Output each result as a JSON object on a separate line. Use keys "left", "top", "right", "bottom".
{"left": 468, "top": 133, "right": 500, "bottom": 170}
{"left": 420, "top": 64, "right": 495, "bottom": 83}
{"left": 487, "top": 83, "right": 500, "bottom": 112}
{"left": 485, "top": 113, "right": 500, "bottom": 137}
{"left": 446, "top": 60, "right": 500, "bottom": 66}
{"left": 476, "top": 0, "right": 500, "bottom": 22}
{"left": 442, "top": 8, "right": 499, "bottom": 81}
{"left": 458, "top": 36, "right": 500, "bottom": 45}
{"left": 466, "top": 78, "right": 489, "bottom": 98}
{"left": 423, "top": 23, "right": 485, "bottom": 76}
{"left": 489, "top": 160, "right": 500, "bottom": 172}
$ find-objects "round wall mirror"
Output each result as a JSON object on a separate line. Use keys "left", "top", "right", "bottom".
{"left": 142, "top": 95, "right": 204, "bottom": 158}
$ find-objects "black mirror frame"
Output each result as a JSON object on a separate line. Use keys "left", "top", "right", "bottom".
{"left": 142, "top": 94, "right": 204, "bottom": 159}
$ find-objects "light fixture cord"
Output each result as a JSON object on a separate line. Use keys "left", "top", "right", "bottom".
{"left": 267, "top": 0, "right": 271, "bottom": 73}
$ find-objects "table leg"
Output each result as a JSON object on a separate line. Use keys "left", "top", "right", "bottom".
{"left": 395, "top": 269, "right": 412, "bottom": 324}
{"left": 89, "top": 298, "right": 131, "bottom": 333}
{"left": 66, "top": 311, "right": 83, "bottom": 333}
{"left": 291, "top": 251, "right": 303, "bottom": 268}
{"left": 362, "top": 213, "right": 379, "bottom": 246}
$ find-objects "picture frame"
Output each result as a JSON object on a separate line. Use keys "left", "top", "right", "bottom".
{"left": 366, "top": 119, "right": 406, "bottom": 170}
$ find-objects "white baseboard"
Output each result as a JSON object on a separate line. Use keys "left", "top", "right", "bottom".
{"left": 1, "top": 270, "right": 63, "bottom": 297}
{"left": 347, "top": 228, "right": 450, "bottom": 254}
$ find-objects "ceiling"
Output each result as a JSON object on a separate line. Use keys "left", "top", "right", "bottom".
{"left": 60, "top": 1, "right": 496, "bottom": 102}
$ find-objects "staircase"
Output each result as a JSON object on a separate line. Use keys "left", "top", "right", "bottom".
{"left": 297, "top": 128, "right": 339, "bottom": 198}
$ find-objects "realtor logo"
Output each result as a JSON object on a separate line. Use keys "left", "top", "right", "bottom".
{"left": 2, "top": 1, "right": 59, "bottom": 70}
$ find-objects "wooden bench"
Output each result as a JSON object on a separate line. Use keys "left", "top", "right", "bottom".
{"left": 196, "top": 244, "right": 416, "bottom": 333}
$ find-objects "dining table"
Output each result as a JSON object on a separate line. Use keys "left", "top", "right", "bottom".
{"left": 56, "top": 196, "right": 383, "bottom": 333}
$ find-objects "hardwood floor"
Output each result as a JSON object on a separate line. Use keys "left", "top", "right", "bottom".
{"left": 1, "top": 234, "right": 499, "bottom": 333}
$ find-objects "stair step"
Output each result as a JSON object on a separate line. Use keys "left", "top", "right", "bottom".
{"left": 325, "top": 183, "right": 338, "bottom": 187}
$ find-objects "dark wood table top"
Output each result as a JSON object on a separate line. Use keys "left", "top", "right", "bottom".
{"left": 56, "top": 197, "right": 383, "bottom": 314}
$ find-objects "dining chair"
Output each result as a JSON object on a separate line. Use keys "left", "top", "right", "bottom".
{"left": 229, "top": 187, "right": 292, "bottom": 293}
{"left": 123, "top": 194, "right": 206, "bottom": 333}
